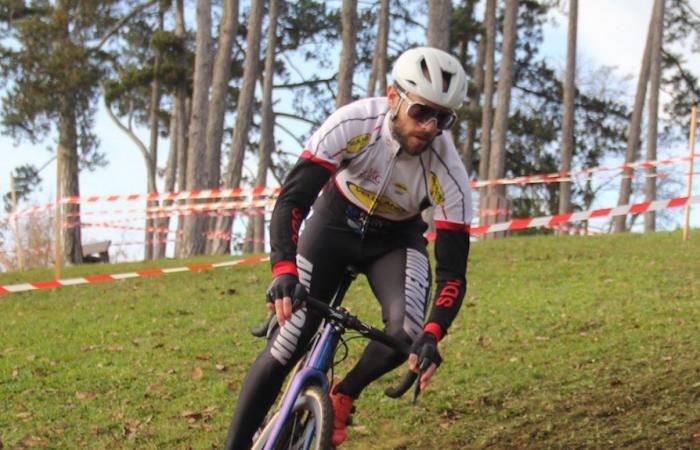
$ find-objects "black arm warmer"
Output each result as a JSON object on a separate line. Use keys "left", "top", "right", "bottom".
{"left": 427, "top": 228, "right": 470, "bottom": 334}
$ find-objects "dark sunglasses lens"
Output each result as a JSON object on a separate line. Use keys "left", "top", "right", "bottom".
{"left": 406, "top": 103, "right": 434, "bottom": 123}
{"left": 435, "top": 111, "right": 455, "bottom": 129}
{"left": 407, "top": 103, "right": 455, "bottom": 130}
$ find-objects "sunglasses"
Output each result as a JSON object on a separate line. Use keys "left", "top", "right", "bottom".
{"left": 397, "top": 89, "right": 457, "bottom": 130}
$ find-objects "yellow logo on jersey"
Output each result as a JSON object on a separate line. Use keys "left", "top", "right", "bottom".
{"left": 347, "top": 133, "right": 371, "bottom": 154}
{"left": 429, "top": 172, "right": 445, "bottom": 205}
{"left": 347, "top": 182, "right": 407, "bottom": 215}
{"left": 393, "top": 181, "right": 408, "bottom": 193}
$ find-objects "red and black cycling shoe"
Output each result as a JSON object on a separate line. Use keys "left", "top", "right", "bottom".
{"left": 330, "top": 382, "right": 356, "bottom": 446}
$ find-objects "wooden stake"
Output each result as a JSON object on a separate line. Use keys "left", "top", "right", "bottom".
{"left": 683, "top": 106, "right": 697, "bottom": 242}
{"left": 10, "top": 175, "right": 24, "bottom": 271}
{"left": 55, "top": 145, "right": 63, "bottom": 278}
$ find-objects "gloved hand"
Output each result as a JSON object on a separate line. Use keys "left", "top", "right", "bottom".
{"left": 266, "top": 274, "right": 299, "bottom": 326}
{"left": 408, "top": 331, "right": 442, "bottom": 390}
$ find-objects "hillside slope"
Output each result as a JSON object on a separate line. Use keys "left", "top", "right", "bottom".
{"left": 1, "top": 230, "right": 698, "bottom": 449}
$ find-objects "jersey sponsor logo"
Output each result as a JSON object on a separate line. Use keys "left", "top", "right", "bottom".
{"left": 435, "top": 279, "right": 462, "bottom": 308}
{"left": 346, "top": 133, "right": 371, "bottom": 154}
{"left": 429, "top": 172, "right": 445, "bottom": 205}
{"left": 346, "top": 181, "right": 407, "bottom": 215}
{"left": 393, "top": 181, "right": 408, "bottom": 194}
{"left": 359, "top": 167, "right": 382, "bottom": 185}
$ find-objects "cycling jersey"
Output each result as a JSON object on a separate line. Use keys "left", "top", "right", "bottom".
{"left": 269, "top": 96, "right": 473, "bottom": 338}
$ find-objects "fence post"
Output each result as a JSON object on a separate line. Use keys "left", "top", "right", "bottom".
{"left": 10, "top": 175, "right": 24, "bottom": 271}
{"left": 683, "top": 106, "right": 697, "bottom": 242}
{"left": 55, "top": 145, "right": 63, "bottom": 278}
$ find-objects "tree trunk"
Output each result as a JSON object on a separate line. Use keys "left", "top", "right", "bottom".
{"left": 613, "top": 8, "right": 655, "bottom": 233}
{"left": 246, "top": 0, "right": 279, "bottom": 254}
{"left": 427, "top": 0, "right": 451, "bottom": 50}
{"left": 145, "top": 7, "right": 164, "bottom": 260}
{"left": 155, "top": 99, "right": 179, "bottom": 259}
{"left": 211, "top": 0, "right": 264, "bottom": 255}
{"left": 53, "top": 0, "right": 82, "bottom": 265}
{"left": 461, "top": 6, "right": 484, "bottom": 176}
{"left": 645, "top": 0, "right": 665, "bottom": 232}
{"left": 181, "top": 0, "right": 212, "bottom": 258}
{"left": 204, "top": 0, "right": 239, "bottom": 253}
{"left": 336, "top": 0, "right": 357, "bottom": 107}
{"left": 487, "top": 0, "right": 518, "bottom": 201}
{"left": 367, "top": 0, "right": 389, "bottom": 97}
{"left": 478, "top": 0, "right": 496, "bottom": 224}
{"left": 558, "top": 0, "right": 577, "bottom": 222}
{"left": 173, "top": 0, "right": 188, "bottom": 257}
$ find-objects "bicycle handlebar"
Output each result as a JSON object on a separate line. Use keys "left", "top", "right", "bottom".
{"left": 250, "top": 286, "right": 421, "bottom": 401}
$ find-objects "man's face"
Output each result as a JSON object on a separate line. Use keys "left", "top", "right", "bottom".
{"left": 387, "top": 85, "right": 455, "bottom": 156}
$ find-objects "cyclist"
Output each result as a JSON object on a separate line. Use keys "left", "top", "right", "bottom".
{"left": 225, "top": 46, "right": 473, "bottom": 449}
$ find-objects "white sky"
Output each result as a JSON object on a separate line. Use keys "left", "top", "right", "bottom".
{"left": 1, "top": 0, "right": 698, "bottom": 259}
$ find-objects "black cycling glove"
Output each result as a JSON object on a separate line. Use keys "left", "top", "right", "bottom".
{"left": 410, "top": 332, "right": 443, "bottom": 370}
{"left": 266, "top": 274, "right": 299, "bottom": 304}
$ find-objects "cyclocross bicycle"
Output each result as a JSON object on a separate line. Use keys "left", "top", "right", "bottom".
{"left": 244, "top": 266, "right": 424, "bottom": 450}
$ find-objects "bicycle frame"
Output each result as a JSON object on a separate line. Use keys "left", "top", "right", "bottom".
{"left": 260, "top": 270, "right": 356, "bottom": 450}
{"left": 261, "top": 317, "right": 340, "bottom": 450}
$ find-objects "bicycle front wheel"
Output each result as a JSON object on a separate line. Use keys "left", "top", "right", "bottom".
{"left": 253, "top": 384, "right": 333, "bottom": 450}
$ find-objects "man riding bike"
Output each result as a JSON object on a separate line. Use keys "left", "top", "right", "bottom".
{"left": 225, "top": 46, "right": 473, "bottom": 449}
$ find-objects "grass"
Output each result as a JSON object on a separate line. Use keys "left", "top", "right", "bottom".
{"left": 1, "top": 230, "right": 699, "bottom": 449}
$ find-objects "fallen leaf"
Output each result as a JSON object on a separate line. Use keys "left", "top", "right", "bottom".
{"left": 76, "top": 391, "right": 97, "bottom": 400}
{"left": 181, "top": 410, "right": 203, "bottom": 423}
{"left": 535, "top": 336, "right": 549, "bottom": 341}
{"left": 191, "top": 367, "right": 204, "bottom": 380}
{"left": 16, "top": 412, "right": 32, "bottom": 419}
{"left": 196, "top": 354, "right": 212, "bottom": 361}
{"left": 21, "top": 435, "right": 42, "bottom": 447}
{"left": 215, "top": 364, "right": 227, "bottom": 372}
{"left": 439, "top": 422, "right": 450, "bottom": 430}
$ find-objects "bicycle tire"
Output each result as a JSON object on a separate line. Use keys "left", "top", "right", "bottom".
{"left": 252, "top": 384, "right": 333, "bottom": 450}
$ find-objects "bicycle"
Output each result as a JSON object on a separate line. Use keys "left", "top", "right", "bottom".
{"left": 244, "top": 266, "right": 425, "bottom": 450}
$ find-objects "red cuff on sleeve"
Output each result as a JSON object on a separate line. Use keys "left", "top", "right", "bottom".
{"left": 272, "top": 261, "right": 298, "bottom": 278}
{"left": 424, "top": 322, "right": 444, "bottom": 341}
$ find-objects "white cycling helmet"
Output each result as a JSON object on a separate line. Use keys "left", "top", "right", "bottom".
{"left": 391, "top": 46, "right": 467, "bottom": 110}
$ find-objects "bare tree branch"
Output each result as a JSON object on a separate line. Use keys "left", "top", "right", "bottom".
{"left": 94, "top": 0, "right": 160, "bottom": 51}
{"left": 273, "top": 76, "right": 336, "bottom": 89}
{"left": 275, "top": 111, "right": 321, "bottom": 126}
{"left": 102, "top": 85, "right": 151, "bottom": 167}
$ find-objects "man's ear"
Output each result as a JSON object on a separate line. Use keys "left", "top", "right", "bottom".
{"left": 387, "top": 84, "right": 398, "bottom": 109}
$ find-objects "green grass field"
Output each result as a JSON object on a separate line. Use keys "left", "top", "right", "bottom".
{"left": 1, "top": 230, "right": 699, "bottom": 449}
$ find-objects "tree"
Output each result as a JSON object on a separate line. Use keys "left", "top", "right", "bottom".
{"left": 212, "top": 0, "right": 265, "bottom": 255}
{"left": 367, "top": 0, "right": 390, "bottom": 97}
{"left": 1, "top": 0, "right": 122, "bottom": 264}
{"left": 558, "top": 0, "right": 578, "bottom": 218}
{"left": 487, "top": 0, "right": 519, "bottom": 199}
{"left": 428, "top": 0, "right": 451, "bottom": 50}
{"left": 612, "top": 5, "right": 655, "bottom": 233}
{"left": 336, "top": 0, "right": 358, "bottom": 107}
{"left": 460, "top": 0, "right": 485, "bottom": 176}
{"left": 245, "top": 0, "right": 279, "bottom": 254}
{"left": 477, "top": 0, "right": 497, "bottom": 223}
{"left": 180, "top": 0, "right": 213, "bottom": 257}
{"left": 645, "top": 0, "right": 665, "bottom": 232}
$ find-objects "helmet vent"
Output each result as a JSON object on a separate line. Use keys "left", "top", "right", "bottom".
{"left": 441, "top": 71, "right": 453, "bottom": 93}
{"left": 420, "top": 59, "right": 431, "bottom": 82}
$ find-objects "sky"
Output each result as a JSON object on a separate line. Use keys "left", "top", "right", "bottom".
{"left": 1, "top": 0, "right": 699, "bottom": 262}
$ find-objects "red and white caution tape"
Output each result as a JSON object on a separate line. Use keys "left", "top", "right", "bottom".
{"left": 470, "top": 194, "right": 700, "bottom": 235}
{"left": 0, "top": 256, "right": 269, "bottom": 296}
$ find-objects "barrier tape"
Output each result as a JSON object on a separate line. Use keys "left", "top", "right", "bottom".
{"left": 4, "top": 154, "right": 698, "bottom": 223}
{"left": 470, "top": 194, "right": 700, "bottom": 235}
{"left": 0, "top": 256, "right": 269, "bottom": 296}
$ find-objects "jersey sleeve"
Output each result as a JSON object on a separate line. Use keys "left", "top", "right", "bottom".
{"left": 424, "top": 140, "right": 473, "bottom": 340}
{"left": 269, "top": 105, "right": 360, "bottom": 277}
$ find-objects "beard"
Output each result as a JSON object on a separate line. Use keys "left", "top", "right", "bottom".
{"left": 391, "top": 120, "right": 437, "bottom": 156}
